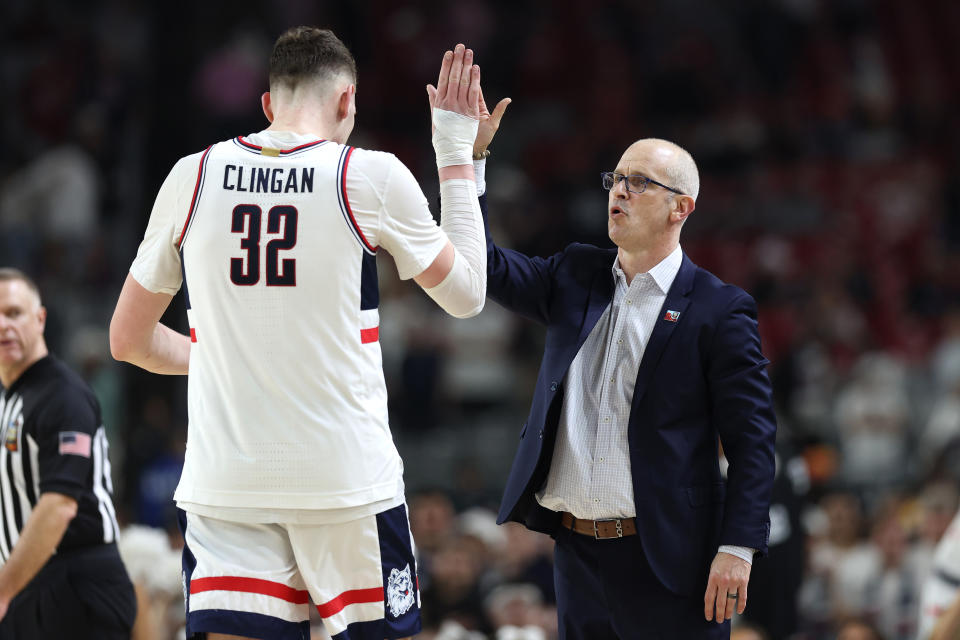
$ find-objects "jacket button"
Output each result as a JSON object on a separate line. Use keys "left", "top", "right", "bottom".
{"left": 550, "top": 381, "right": 558, "bottom": 392}
{"left": 539, "top": 429, "right": 544, "bottom": 439}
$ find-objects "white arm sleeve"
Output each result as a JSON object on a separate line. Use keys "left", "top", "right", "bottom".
{"left": 421, "top": 177, "right": 486, "bottom": 318}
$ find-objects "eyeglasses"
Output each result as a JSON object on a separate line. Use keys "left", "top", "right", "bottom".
{"left": 601, "top": 172, "right": 683, "bottom": 195}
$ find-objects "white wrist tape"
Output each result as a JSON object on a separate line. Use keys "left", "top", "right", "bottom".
{"left": 432, "top": 108, "right": 479, "bottom": 169}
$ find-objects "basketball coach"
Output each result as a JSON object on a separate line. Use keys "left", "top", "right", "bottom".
{"left": 470, "top": 108, "right": 777, "bottom": 639}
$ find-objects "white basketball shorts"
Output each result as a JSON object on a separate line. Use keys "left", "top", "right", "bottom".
{"left": 177, "top": 503, "right": 420, "bottom": 640}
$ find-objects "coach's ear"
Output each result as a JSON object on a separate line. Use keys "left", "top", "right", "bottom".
{"left": 261, "top": 92, "right": 275, "bottom": 123}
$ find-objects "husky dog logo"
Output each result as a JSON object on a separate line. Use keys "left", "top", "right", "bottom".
{"left": 386, "top": 564, "right": 415, "bottom": 618}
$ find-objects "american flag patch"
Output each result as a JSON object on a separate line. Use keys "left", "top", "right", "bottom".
{"left": 58, "top": 431, "right": 92, "bottom": 458}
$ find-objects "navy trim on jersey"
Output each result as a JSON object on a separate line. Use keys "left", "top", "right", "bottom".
{"left": 336, "top": 146, "right": 377, "bottom": 255}
{"left": 179, "top": 249, "right": 191, "bottom": 311}
{"left": 178, "top": 145, "right": 213, "bottom": 249}
{"left": 360, "top": 253, "right": 379, "bottom": 311}
{"left": 232, "top": 136, "right": 327, "bottom": 157}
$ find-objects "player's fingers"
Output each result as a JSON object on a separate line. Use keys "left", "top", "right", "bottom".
{"left": 466, "top": 65, "right": 481, "bottom": 117}
{"left": 457, "top": 48, "right": 474, "bottom": 103}
{"left": 426, "top": 84, "right": 437, "bottom": 110}
{"left": 436, "top": 50, "right": 452, "bottom": 101}
{"left": 446, "top": 44, "right": 465, "bottom": 101}
{"left": 736, "top": 583, "right": 748, "bottom": 615}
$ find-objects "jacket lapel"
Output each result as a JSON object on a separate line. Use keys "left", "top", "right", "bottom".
{"left": 630, "top": 254, "right": 696, "bottom": 411}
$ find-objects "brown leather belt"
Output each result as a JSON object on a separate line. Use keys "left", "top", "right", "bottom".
{"left": 560, "top": 512, "right": 637, "bottom": 539}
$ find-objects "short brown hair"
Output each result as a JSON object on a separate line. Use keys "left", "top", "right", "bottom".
{"left": 269, "top": 27, "right": 357, "bottom": 90}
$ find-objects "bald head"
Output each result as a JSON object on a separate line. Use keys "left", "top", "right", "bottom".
{"left": 621, "top": 138, "right": 699, "bottom": 201}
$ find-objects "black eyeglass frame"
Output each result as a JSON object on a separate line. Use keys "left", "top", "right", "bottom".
{"left": 600, "top": 172, "right": 684, "bottom": 195}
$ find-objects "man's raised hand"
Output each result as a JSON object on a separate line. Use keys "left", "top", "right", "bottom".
{"left": 427, "top": 44, "right": 481, "bottom": 120}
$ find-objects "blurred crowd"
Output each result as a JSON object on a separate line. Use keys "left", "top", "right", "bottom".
{"left": 2, "top": 0, "right": 960, "bottom": 638}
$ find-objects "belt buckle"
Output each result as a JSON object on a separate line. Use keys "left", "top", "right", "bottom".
{"left": 594, "top": 518, "right": 624, "bottom": 539}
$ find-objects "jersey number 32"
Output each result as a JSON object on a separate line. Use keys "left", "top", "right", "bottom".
{"left": 230, "top": 204, "right": 297, "bottom": 286}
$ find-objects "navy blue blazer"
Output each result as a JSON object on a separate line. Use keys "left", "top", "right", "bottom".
{"left": 482, "top": 196, "right": 777, "bottom": 597}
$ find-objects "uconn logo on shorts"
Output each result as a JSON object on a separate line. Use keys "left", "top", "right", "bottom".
{"left": 386, "top": 564, "right": 415, "bottom": 617}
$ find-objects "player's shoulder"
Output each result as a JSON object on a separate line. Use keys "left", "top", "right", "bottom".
{"left": 344, "top": 145, "right": 405, "bottom": 172}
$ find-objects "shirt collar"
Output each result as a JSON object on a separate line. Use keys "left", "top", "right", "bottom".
{"left": 612, "top": 245, "right": 683, "bottom": 294}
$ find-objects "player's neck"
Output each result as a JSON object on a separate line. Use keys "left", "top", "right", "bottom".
{"left": 264, "top": 118, "right": 329, "bottom": 140}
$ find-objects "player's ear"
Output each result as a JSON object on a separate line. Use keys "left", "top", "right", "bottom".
{"left": 337, "top": 84, "right": 356, "bottom": 121}
{"left": 37, "top": 305, "right": 47, "bottom": 332}
{"left": 261, "top": 92, "right": 274, "bottom": 123}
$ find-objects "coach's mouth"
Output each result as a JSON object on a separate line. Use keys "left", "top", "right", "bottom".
{"left": 609, "top": 205, "right": 626, "bottom": 218}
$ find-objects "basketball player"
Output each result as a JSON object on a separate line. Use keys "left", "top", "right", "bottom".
{"left": 110, "top": 27, "right": 505, "bottom": 640}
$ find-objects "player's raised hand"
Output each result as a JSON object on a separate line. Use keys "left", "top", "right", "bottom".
{"left": 427, "top": 44, "right": 480, "bottom": 120}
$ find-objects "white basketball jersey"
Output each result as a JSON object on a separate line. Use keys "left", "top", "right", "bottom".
{"left": 130, "top": 130, "right": 447, "bottom": 511}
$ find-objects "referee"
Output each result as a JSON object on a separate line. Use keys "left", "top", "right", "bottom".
{"left": 0, "top": 268, "right": 135, "bottom": 638}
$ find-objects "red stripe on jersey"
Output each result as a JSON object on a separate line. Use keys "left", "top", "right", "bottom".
{"left": 190, "top": 576, "right": 309, "bottom": 604}
{"left": 340, "top": 147, "right": 377, "bottom": 252}
{"left": 178, "top": 145, "right": 213, "bottom": 248}
{"left": 315, "top": 587, "right": 384, "bottom": 619}
{"left": 281, "top": 139, "right": 326, "bottom": 153}
{"left": 360, "top": 327, "right": 379, "bottom": 344}
{"left": 189, "top": 328, "right": 197, "bottom": 343}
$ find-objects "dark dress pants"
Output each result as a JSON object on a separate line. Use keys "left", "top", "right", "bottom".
{"left": 554, "top": 525, "right": 730, "bottom": 640}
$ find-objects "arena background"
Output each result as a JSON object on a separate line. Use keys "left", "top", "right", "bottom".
{"left": 2, "top": 1, "right": 959, "bottom": 638}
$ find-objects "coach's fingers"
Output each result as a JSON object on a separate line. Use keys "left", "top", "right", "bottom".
{"left": 478, "top": 87, "right": 490, "bottom": 119}
{"left": 715, "top": 583, "right": 729, "bottom": 623}
{"left": 703, "top": 580, "right": 718, "bottom": 622}
{"left": 489, "top": 97, "right": 511, "bottom": 128}
{"left": 436, "top": 50, "right": 453, "bottom": 101}
{"left": 736, "top": 582, "right": 748, "bottom": 616}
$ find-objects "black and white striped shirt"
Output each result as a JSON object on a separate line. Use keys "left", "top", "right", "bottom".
{"left": 0, "top": 356, "right": 119, "bottom": 562}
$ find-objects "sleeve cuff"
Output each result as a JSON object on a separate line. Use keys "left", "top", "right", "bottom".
{"left": 473, "top": 158, "right": 486, "bottom": 196}
{"left": 718, "top": 545, "right": 756, "bottom": 564}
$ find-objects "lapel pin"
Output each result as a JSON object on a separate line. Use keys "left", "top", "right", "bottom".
{"left": 664, "top": 310, "right": 681, "bottom": 322}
